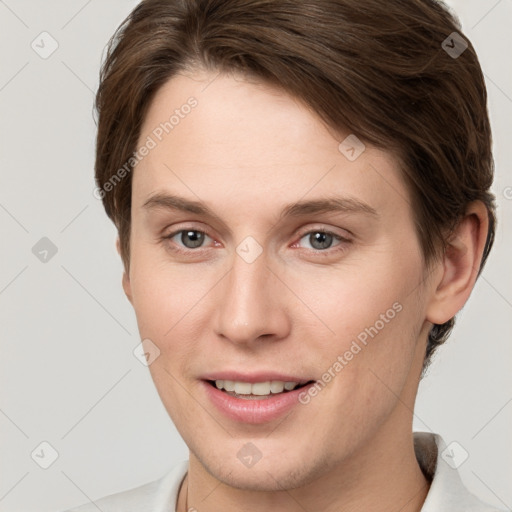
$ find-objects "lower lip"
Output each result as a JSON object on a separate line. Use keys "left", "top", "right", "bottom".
{"left": 201, "top": 380, "right": 315, "bottom": 424}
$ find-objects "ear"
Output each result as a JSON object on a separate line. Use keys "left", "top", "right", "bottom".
{"left": 116, "top": 237, "right": 133, "bottom": 305}
{"left": 426, "top": 201, "right": 489, "bottom": 325}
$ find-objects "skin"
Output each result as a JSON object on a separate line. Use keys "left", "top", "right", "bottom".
{"left": 118, "top": 68, "right": 489, "bottom": 512}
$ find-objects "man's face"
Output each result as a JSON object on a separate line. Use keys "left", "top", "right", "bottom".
{"left": 126, "top": 69, "right": 433, "bottom": 490}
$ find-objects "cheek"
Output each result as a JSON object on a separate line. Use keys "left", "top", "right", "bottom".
{"left": 293, "top": 247, "right": 422, "bottom": 349}
{"left": 128, "top": 240, "right": 214, "bottom": 337}
{"left": 294, "top": 245, "right": 425, "bottom": 405}
{"left": 128, "top": 248, "right": 212, "bottom": 421}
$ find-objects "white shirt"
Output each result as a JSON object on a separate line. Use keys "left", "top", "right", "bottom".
{"left": 62, "top": 432, "right": 505, "bottom": 512}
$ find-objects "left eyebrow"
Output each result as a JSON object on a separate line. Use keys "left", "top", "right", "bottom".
{"left": 280, "top": 197, "right": 379, "bottom": 219}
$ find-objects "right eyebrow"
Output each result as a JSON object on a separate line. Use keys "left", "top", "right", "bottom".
{"left": 142, "top": 193, "right": 225, "bottom": 225}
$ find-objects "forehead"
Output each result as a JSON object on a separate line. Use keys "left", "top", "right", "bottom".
{"left": 139, "top": 70, "right": 341, "bottom": 164}
{"left": 132, "top": 70, "right": 410, "bottom": 223}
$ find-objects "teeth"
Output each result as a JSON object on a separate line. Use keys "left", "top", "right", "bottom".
{"left": 214, "top": 380, "right": 301, "bottom": 395}
{"left": 252, "top": 382, "right": 273, "bottom": 395}
{"left": 223, "top": 380, "right": 235, "bottom": 392}
{"left": 270, "top": 381, "right": 285, "bottom": 393}
{"left": 234, "top": 382, "right": 252, "bottom": 394}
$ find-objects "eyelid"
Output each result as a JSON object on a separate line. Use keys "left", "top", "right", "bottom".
{"left": 295, "top": 224, "right": 352, "bottom": 241}
{"left": 162, "top": 221, "right": 211, "bottom": 237}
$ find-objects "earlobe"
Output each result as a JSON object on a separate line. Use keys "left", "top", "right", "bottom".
{"left": 122, "top": 270, "right": 133, "bottom": 305}
{"left": 116, "top": 237, "right": 133, "bottom": 304}
{"left": 426, "top": 201, "right": 489, "bottom": 325}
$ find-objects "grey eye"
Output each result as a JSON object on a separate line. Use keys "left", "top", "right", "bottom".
{"left": 177, "top": 230, "right": 207, "bottom": 249}
{"left": 309, "top": 232, "right": 332, "bottom": 250}
{"left": 301, "top": 231, "right": 337, "bottom": 250}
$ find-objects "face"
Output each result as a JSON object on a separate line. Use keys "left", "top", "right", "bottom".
{"left": 124, "top": 69, "right": 433, "bottom": 491}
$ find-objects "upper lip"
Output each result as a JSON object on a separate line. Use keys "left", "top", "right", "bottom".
{"left": 201, "top": 371, "right": 314, "bottom": 384}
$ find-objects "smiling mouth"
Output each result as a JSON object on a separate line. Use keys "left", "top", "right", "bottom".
{"left": 206, "top": 379, "right": 314, "bottom": 400}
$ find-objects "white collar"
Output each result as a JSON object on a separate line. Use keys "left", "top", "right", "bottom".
{"left": 414, "top": 431, "right": 501, "bottom": 511}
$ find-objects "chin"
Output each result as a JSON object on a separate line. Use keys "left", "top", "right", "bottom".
{"left": 196, "top": 443, "right": 328, "bottom": 492}
{"left": 213, "top": 463, "right": 311, "bottom": 491}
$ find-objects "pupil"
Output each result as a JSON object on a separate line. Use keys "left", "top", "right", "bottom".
{"left": 311, "top": 232, "right": 332, "bottom": 250}
{"left": 183, "top": 230, "right": 204, "bottom": 248}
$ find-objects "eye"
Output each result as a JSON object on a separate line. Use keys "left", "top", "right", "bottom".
{"left": 165, "top": 229, "right": 213, "bottom": 251}
{"left": 295, "top": 229, "right": 349, "bottom": 252}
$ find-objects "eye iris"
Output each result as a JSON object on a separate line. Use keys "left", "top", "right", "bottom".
{"left": 182, "top": 230, "right": 204, "bottom": 248}
{"left": 310, "top": 232, "right": 333, "bottom": 250}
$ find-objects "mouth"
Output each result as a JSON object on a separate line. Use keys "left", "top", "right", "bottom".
{"left": 205, "top": 379, "right": 315, "bottom": 400}
{"left": 201, "top": 376, "right": 318, "bottom": 423}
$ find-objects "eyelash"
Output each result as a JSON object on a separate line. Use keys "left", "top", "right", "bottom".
{"left": 161, "top": 226, "right": 351, "bottom": 256}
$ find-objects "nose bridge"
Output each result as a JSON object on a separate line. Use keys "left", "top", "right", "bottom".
{"left": 214, "top": 246, "right": 288, "bottom": 344}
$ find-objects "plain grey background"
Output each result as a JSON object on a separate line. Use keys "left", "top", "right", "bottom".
{"left": 1, "top": 1, "right": 511, "bottom": 511}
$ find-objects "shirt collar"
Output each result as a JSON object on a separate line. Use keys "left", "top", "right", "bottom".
{"left": 414, "top": 431, "right": 497, "bottom": 511}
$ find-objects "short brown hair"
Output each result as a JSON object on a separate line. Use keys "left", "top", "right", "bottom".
{"left": 94, "top": 0, "right": 496, "bottom": 370}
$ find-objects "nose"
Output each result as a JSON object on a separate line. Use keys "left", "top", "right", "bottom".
{"left": 213, "top": 248, "right": 291, "bottom": 347}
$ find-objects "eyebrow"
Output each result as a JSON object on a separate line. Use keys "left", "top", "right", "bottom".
{"left": 142, "top": 192, "right": 379, "bottom": 222}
